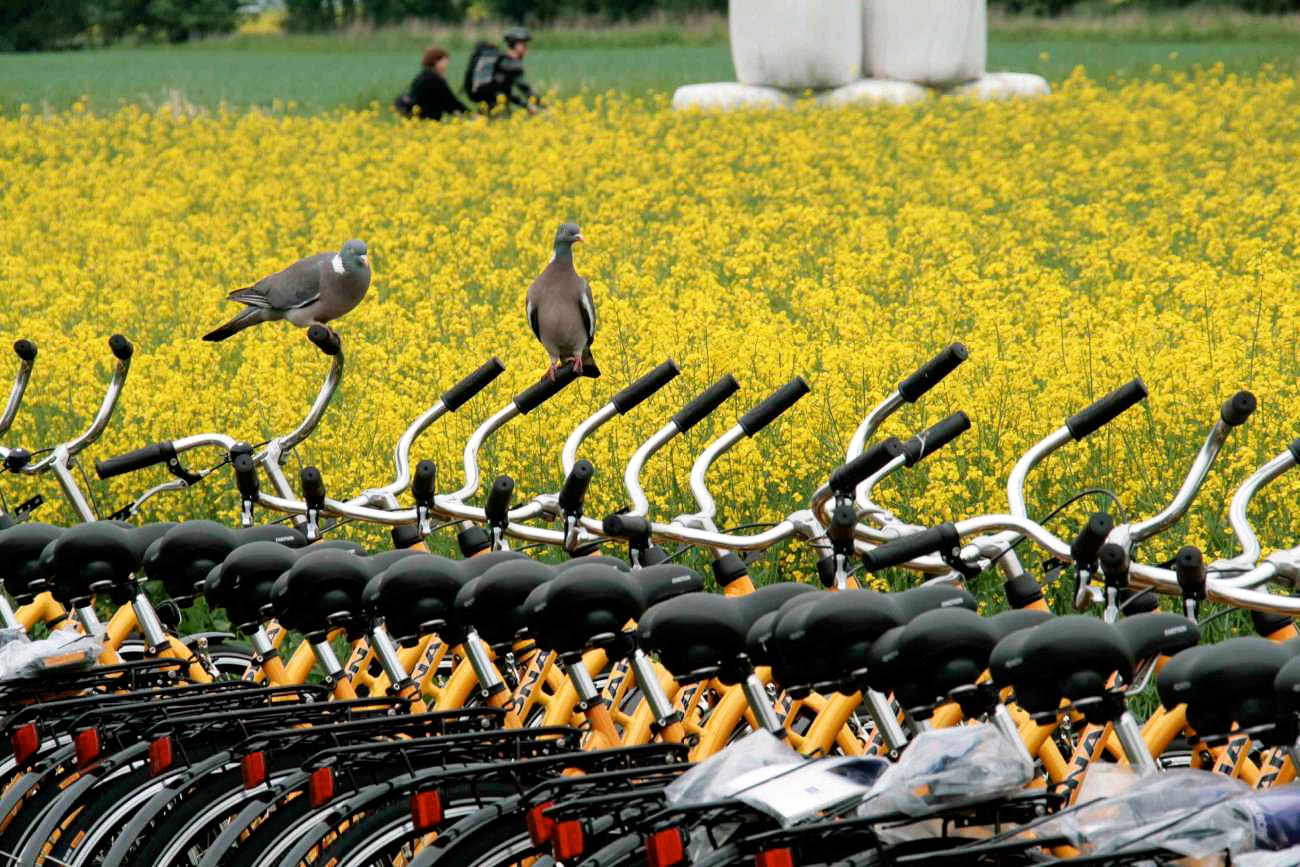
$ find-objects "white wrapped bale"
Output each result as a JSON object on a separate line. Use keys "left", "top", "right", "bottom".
{"left": 863, "top": 0, "right": 987, "bottom": 86}
{"left": 949, "top": 72, "right": 1051, "bottom": 100}
{"left": 672, "top": 83, "right": 793, "bottom": 111}
{"left": 818, "top": 78, "right": 927, "bottom": 107}
{"left": 729, "top": 0, "right": 862, "bottom": 91}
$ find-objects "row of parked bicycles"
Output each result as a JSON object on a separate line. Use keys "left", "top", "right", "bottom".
{"left": 2, "top": 325, "right": 1300, "bottom": 866}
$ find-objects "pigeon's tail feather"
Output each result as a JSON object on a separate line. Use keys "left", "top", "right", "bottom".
{"left": 580, "top": 347, "right": 600, "bottom": 379}
{"left": 203, "top": 307, "right": 264, "bottom": 342}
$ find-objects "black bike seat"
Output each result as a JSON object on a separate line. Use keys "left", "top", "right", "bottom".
{"left": 0, "top": 522, "right": 64, "bottom": 601}
{"left": 237, "top": 525, "right": 308, "bottom": 548}
{"left": 361, "top": 554, "right": 475, "bottom": 644}
{"left": 126, "top": 522, "right": 178, "bottom": 562}
{"left": 524, "top": 563, "right": 641, "bottom": 655}
{"left": 206, "top": 541, "right": 301, "bottom": 631}
{"left": 1155, "top": 643, "right": 1213, "bottom": 712}
{"left": 1182, "top": 638, "right": 1293, "bottom": 737}
{"left": 42, "top": 521, "right": 140, "bottom": 604}
{"left": 459, "top": 549, "right": 530, "bottom": 579}
{"left": 778, "top": 590, "right": 903, "bottom": 693}
{"left": 633, "top": 563, "right": 705, "bottom": 610}
{"left": 737, "top": 582, "right": 818, "bottom": 622}
{"left": 890, "top": 607, "right": 998, "bottom": 711}
{"left": 142, "top": 520, "right": 240, "bottom": 601}
{"left": 555, "top": 555, "right": 631, "bottom": 573}
{"left": 892, "top": 584, "right": 977, "bottom": 622}
{"left": 455, "top": 558, "right": 556, "bottom": 646}
{"left": 1116, "top": 612, "right": 1200, "bottom": 663}
{"left": 1274, "top": 655, "right": 1300, "bottom": 715}
{"left": 637, "top": 592, "right": 746, "bottom": 681}
{"left": 1012, "top": 615, "right": 1133, "bottom": 705}
{"left": 271, "top": 547, "right": 371, "bottom": 638}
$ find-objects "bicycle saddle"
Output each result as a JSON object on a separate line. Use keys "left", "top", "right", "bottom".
{"left": 1115, "top": 612, "right": 1200, "bottom": 663}
{"left": 363, "top": 552, "right": 527, "bottom": 645}
{"left": 988, "top": 607, "right": 1054, "bottom": 642}
{"left": 637, "top": 592, "right": 744, "bottom": 681}
{"left": 1003, "top": 615, "right": 1133, "bottom": 714}
{"left": 745, "top": 591, "right": 822, "bottom": 668}
{"left": 238, "top": 524, "right": 308, "bottom": 548}
{"left": 0, "top": 522, "right": 63, "bottom": 601}
{"left": 205, "top": 540, "right": 301, "bottom": 632}
{"left": 1155, "top": 643, "right": 1213, "bottom": 712}
{"left": 455, "top": 558, "right": 556, "bottom": 646}
{"left": 633, "top": 563, "right": 705, "bottom": 610}
{"left": 125, "top": 521, "right": 178, "bottom": 562}
{"left": 1181, "top": 638, "right": 1293, "bottom": 737}
{"left": 524, "top": 562, "right": 642, "bottom": 655}
{"left": 40, "top": 521, "right": 140, "bottom": 605}
{"left": 889, "top": 607, "right": 999, "bottom": 713}
{"left": 554, "top": 555, "right": 631, "bottom": 573}
{"left": 770, "top": 589, "right": 902, "bottom": 695}
{"left": 271, "top": 547, "right": 373, "bottom": 639}
{"left": 142, "top": 520, "right": 240, "bottom": 602}
{"left": 892, "top": 583, "right": 977, "bottom": 622}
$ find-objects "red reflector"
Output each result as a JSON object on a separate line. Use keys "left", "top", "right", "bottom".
{"left": 552, "top": 819, "right": 584, "bottom": 860}
{"left": 410, "top": 790, "right": 443, "bottom": 831}
{"left": 74, "top": 727, "right": 100, "bottom": 770}
{"left": 241, "top": 751, "right": 267, "bottom": 789}
{"left": 308, "top": 766, "right": 334, "bottom": 807}
{"left": 646, "top": 827, "right": 686, "bottom": 867}
{"left": 756, "top": 848, "right": 793, "bottom": 867}
{"left": 148, "top": 736, "right": 173, "bottom": 777}
{"left": 526, "top": 800, "right": 556, "bottom": 845}
{"left": 11, "top": 723, "right": 39, "bottom": 765}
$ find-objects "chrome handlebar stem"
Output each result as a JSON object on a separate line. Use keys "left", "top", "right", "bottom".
{"left": 0, "top": 347, "right": 36, "bottom": 439}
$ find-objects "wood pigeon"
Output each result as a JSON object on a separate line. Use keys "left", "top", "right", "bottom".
{"left": 526, "top": 223, "right": 599, "bottom": 379}
{"left": 202, "top": 240, "right": 370, "bottom": 342}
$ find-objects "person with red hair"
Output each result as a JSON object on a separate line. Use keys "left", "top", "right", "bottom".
{"left": 396, "top": 46, "right": 468, "bottom": 121}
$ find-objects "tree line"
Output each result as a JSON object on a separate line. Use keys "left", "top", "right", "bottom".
{"left": 3, "top": 0, "right": 1297, "bottom": 52}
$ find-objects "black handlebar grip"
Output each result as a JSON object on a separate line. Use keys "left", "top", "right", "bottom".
{"left": 897, "top": 343, "right": 969, "bottom": 403}
{"left": 559, "top": 460, "right": 594, "bottom": 515}
{"left": 513, "top": 365, "right": 580, "bottom": 414}
{"left": 1174, "top": 545, "right": 1206, "bottom": 601}
{"left": 1098, "top": 543, "right": 1128, "bottom": 583}
{"left": 612, "top": 360, "right": 680, "bottom": 415}
{"left": 1065, "top": 378, "right": 1148, "bottom": 441}
{"left": 300, "top": 466, "right": 325, "bottom": 505}
{"left": 1220, "top": 390, "right": 1256, "bottom": 427}
{"left": 108, "top": 334, "right": 133, "bottom": 361}
{"left": 902, "top": 412, "right": 971, "bottom": 467}
{"left": 306, "top": 325, "right": 341, "bottom": 356}
{"left": 861, "top": 523, "right": 960, "bottom": 573}
{"left": 94, "top": 441, "right": 176, "bottom": 480}
{"left": 1070, "top": 512, "right": 1114, "bottom": 567}
{"left": 738, "top": 376, "right": 810, "bottom": 437}
{"left": 485, "top": 475, "right": 514, "bottom": 524}
{"left": 1290, "top": 438, "right": 1300, "bottom": 465}
{"left": 234, "top": 454, "right": 259, "bottom": 499}
{"left": 828, "top": 437, "right": 906, "bottom": 496}
{"left": 412, "top": 460, "right": 436, "bottom": 502}
{"left": 602, "top": 513, "right": 651, "bottom": 545}
{"left": 672, "top": 374, "right": 740, "bottom": 433}
{"left": 441, "top": 357, "right": 505, "bottom": 412}
{"left": 13, "top": 340, "right": 36, "bottom": 362}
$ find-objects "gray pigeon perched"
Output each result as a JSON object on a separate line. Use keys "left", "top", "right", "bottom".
{"left": 202, "top": 240, "right": 371, "bottom": 342}
{"left": 526, "top": 223, "right": 599, "bottom": 379}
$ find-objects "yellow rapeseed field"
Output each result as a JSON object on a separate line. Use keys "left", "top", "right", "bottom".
{"left": 1, "top": 68, "right": 1298, "bottom": 595}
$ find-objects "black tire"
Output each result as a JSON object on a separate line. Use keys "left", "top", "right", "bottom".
{"left": 419, "top": 802, "right": 541, "bottom": 867}
{"left": 39, "top": 769, "right": 154, "bottom": 866}
{"left": 116, "top": 767, "right": 252, "bottom": 867}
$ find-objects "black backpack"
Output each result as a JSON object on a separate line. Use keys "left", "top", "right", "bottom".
{"left": 465, "top": 42, "right": 503, "bottom": 103}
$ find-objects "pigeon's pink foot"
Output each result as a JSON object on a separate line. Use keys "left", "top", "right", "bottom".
{"left": 569, "top": 355, "right": 584, "bottom": 374}
{"left": 545, "top": 360, "right": 559, "bottom": 382}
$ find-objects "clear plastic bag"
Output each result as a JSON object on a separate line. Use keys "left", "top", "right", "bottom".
{"left": 1038, "top": 768, "right": 1251, "bottom": 857}
{"left": 664, "top": 729, "right": 803, "bottom": 807}
{"left": 856, "top": 722, "right": 1034, "bottom": 819}
{"left": 0, "top": 625, "right": 102, "bottom": 680}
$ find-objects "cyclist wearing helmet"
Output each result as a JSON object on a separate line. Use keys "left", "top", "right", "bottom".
{"left": 464, "top": 27, "right": 541, "bottom": 114}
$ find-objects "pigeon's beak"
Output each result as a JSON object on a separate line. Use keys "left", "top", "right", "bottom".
{"left": 359, "top": 254, "right": 369, "bottom": 267}
{"left": 575, "top": 233, "right": 585, "bottom": 243}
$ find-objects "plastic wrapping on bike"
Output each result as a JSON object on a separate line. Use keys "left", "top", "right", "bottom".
{"left": 857, "top": 723, "right": 1033, "bottom": 820}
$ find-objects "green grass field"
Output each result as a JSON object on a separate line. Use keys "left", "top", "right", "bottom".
{"left": 3, "top": 22, "right": 1300, "bottom": 114}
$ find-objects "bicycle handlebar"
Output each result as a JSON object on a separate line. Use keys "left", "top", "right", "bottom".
{"left": 0, "top": 339, "right": 37, "bottom": 439}
{"left": 441, "top": 357, "right": 506, "bottom": 412}
{"left": 901, "top": 412, "right": 970, "bottom": 467}
{"left": 96, "top": 441, "right": 177, "bottom": 480}
{"left": 738, "top": 377, "right": 809, "bottom": 437}
{"left": 1065, "top": 378, "right": 1148, "bottom": 441}
{"left": 514, "top": 366, "right": 580, "bottom": 414}
{"left": 898, "top": 343, "right": 969, "bottom": 403}
{"left": 612, "top": 360, "right": 680, "bottom": 415}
